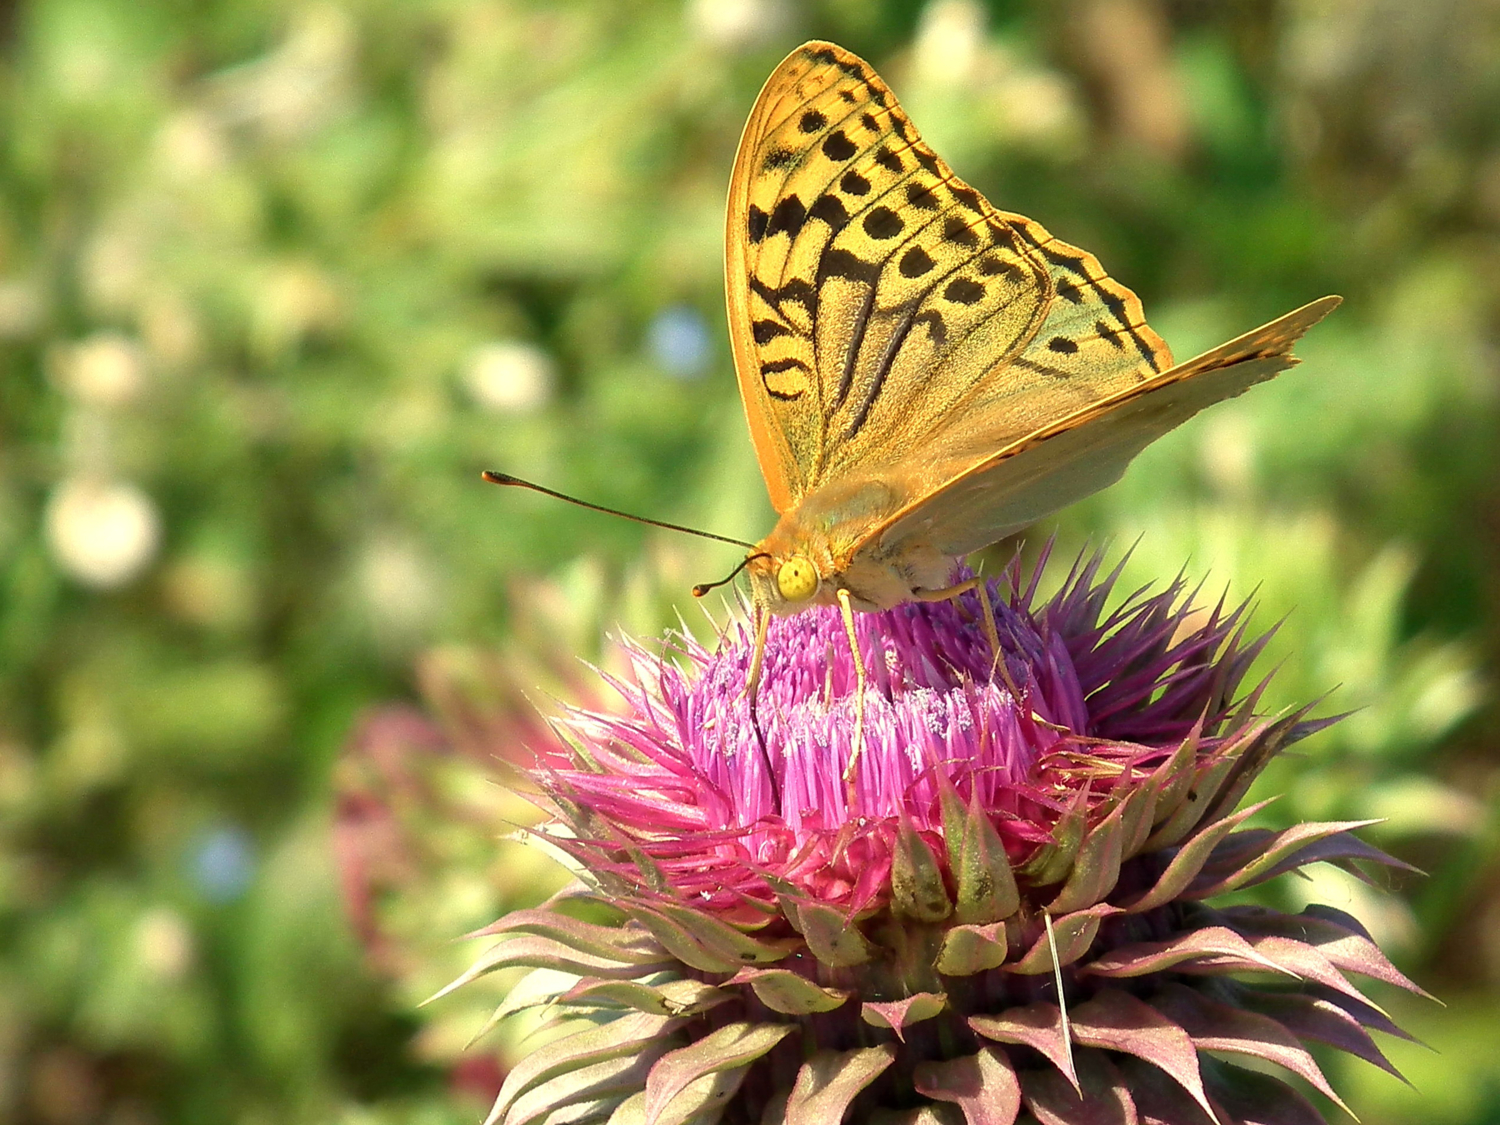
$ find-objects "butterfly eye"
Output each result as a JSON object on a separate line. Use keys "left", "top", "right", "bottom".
{"left": 776, "top": 557, "right": 819, "bottom": 602}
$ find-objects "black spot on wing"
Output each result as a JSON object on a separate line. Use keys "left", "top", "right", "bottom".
{"left": 800, "top": 110, "right": 827, "bottom": 133}
{"left": 809, "top": 194, "right": 850, "bottom": 231}
{"left": 914, "top": 148, "right": 940, "bottom": 174}
{"left": 863, "top": 206, "right": 904, "bottom": 240}
{"left": 819, "top": 248, "right": 881, "bottom": 287}
{"left": 1128, "top": 327, "right": 1162, "bottom": 368}
{"left": 761, "top": 357, "right": 807, "bottom": 373}
{"left": 1012, "top": 356, "right": 1074, "bottom": 380}
{"left": 875, "top": 147, "right": 903, "bottom": 174}
{"left": 1012, "top": 223, "right": 1162, "bottom": 371}
{"left": 807, "top": 47, "right": 839, "bottom": 65}
{"left": 750, "top": 276, "right": 816, "bottom": 317}
{"left": 760, "top": 357, "right": 810, "bottom": 400}
{"left": 899, "top": 246, "right": 936, "bottom": 278}
{"left": 950, "top": 185, "right": 983, "bottom": 213}
{"left": 1096, "top": 320, "right": 1123, "bottom": 348}
{"left": 752, "top": 319, "right": 791, "bottom": 344}
{"left": 841, "top": 170, "right": 870, "bottom": 196}
{"left": 823, "top": 130, "right": 857, "bottom": 161}
{"left": 914, "top": 309, "right": 947, "bottom": 348}
{"left": 942, "top": 216, "right": 979, "bottom": 248}
{"left": 892, "top": 117, "right": 911, "bottom": 141}
{"left": 1047, "top": 336, "right": 1079, "bottom": 355}
{"left": 764, "top": 148, "right": 797, "bottom": 171}
{"left": 839, "top": 88, "right": 857, "bottom": 103}
{"left": 1041, "top": 245, "right": 1091, "bottom": 275}
{"left": 766, "top": 196, "right": 808, "bottom": 239}
{"left": 944, "top": 278, "right": 985, "bottom": 305}
{"left": 1056, "top": 279, "right": 1083, "bottom": 303}
{"left": 905, "top": 182, "right": 940, "bottom": 210}
{"left": 747, "top": 206, "right": 769, "bottom": 244}
{"left": 977, "top": 254, "right": 1021, "bottom": 279}
{"left": 861, "top": 112, "right": 880, "bottom": 134}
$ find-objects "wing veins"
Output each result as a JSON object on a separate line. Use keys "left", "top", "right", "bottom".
{"left": 831, "top": 278, "right": 878, "bottom": 412}
{"left": 1009, "top": 222, "right": 1162, "bottom": 372}
{"left": 839, "top": 204, "right": 1041, "bottom": 440}
{"left": 847, "top": 295, "right": 922, "bottom": 439}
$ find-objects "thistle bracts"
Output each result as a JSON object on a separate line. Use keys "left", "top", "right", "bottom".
{"left": 451, "top": 552, "right": 1424, "bottom": 1125}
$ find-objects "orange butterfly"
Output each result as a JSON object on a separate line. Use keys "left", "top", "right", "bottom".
{"left": 491, "top": 41, "right": 1338, "bottom": 787}
{"left": 707, "top": 41, "right": 1337, "bottom": 775}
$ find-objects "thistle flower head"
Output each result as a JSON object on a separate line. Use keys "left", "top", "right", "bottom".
{"left": 453, "top": 550, "right": 1424, "bottom": 1125}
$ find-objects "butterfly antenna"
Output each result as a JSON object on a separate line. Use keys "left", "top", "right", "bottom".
{"left": 482, "top": 471, "right": 756, "bottom": 549}
{"left": 691, "top": 553, "right": 768, "bottom": 598}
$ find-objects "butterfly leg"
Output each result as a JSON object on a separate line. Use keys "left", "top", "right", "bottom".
{"left": 745, "top": 601, "right": 770, "bottom": 704}
{"left": 744, "top": 602, "right": 781, "bottom": 810}
{"left": 917, "top": 579, "right": 1035, "bottom": 711}
{"left": 913, "top": 577, "right": 1005, "bottom": 675}
{"left": 836, "top": 588, "right": 867, "bottom": 794}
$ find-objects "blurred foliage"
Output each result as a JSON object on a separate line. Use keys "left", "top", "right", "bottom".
{"left": 0, "top": 0, "right": 1497, "bottom": 1122}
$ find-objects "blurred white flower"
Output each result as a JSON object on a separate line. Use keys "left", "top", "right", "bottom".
{"left": 358, "top": 537, "right": 438, "bottom": 635}
{"left": 156, "top": 109, "right": 231, "bottom": 178}
{"left": 914, "top": 0, "right": 985, "bottom": 87}
{"left": 54, "top": 333, "right": 146, "bottom": 409}
{"left": 688, "top": 0, "right": 788, "bottom": 50}
{"left": 44, "top": 478, "right": 161, "bottom": 589}
{"left": 253, "top": 259, "right": 343, "bottom": 357}
{"left": 140, "top": 290, "right": 203, "bottom": 368}
{"left": 135, "top": 908, "right": 196, "bottom": 981}
{"left": 990, "top": 62, "right": 1083, "bottom": 148}
{"left": 1197, "top": 409, "right": 1257, "bottom": 495}
{"left": 463, "top": 340, "right": 554, "bottom": 415}
{"left": 211, "top": 3, "right": 356, "bottom": 141}
{"left": 82, "top": 227, "right": 147, "bottom": 315}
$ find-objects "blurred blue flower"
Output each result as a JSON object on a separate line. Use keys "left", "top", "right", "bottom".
{"left": 647, "top": 304, "right": 711, "bottom": 379}
{"left": 189, "top": 825, "right": 256, "bottom": 903}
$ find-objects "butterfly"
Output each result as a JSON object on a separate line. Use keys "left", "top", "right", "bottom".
{"left": 715, "top": 41, "right": 1339, "bottom": 778}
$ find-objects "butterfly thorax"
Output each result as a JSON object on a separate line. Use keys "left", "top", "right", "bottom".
{"left": 749, "top": 478, "right": 954, "bottom": 615}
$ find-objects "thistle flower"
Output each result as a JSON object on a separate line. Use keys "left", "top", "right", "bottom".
{"left": 448, "top": 550, "right": 1425, "bottom": 1125}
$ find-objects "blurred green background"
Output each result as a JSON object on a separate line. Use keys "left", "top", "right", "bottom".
{"left": 1, "top": 0, "right": 1497, "bottom": 1121}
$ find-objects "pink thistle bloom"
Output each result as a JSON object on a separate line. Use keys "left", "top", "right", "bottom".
{"left": 449, "top": 550, "right": 1427, "bottom": 1125}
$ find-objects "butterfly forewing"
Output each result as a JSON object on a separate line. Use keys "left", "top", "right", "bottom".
{"left": 727, "top": 42, "right": 1173, "bottom": 521}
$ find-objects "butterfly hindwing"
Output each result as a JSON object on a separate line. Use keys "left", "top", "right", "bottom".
{"left": 874, "top": 296, "right": 1343, "bottom": 559}
{"left": 727, "top": 41, "right": 1172, "bottom": 520}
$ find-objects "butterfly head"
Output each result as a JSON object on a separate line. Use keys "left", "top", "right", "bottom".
{"left": 775, "top": 556, "right": 818, "bottom": 602}
{"left": 737, "top": 550, "right": 824, "bottom": 615}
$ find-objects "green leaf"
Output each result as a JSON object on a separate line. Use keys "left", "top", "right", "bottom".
{"left": 643, "top": 1021, "right": 797, "bottom": 1123}
{"left": 861, "top": 992, "right": 947, "bottom": 1039}
{"left": 936, "top": 922, "right": 1008, "bottom": 976}
{"left": 892, "top": 817, "right": 953, "bottom": 923}
{"left": 913, "top": 1047, "right": 1022, "bottom": 1125}
{"left": 1004, "top": 905, "right": 1120, "bottom": 975}
{"left": 954, "top": 788, "right": 1020, "bottom": 925}
{"left": 728, "top": 967, "right": 850, "bottom": 1014}
{"left": 783, "top": 1045, "right": 898, "bottom": 1125}
{"left": 786, "top": 901, "right": 872, "bottom": 968}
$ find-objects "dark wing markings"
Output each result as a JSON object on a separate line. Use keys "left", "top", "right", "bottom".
{"left": 1010, "top": 225, "right": 1161, "bottom": 371}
